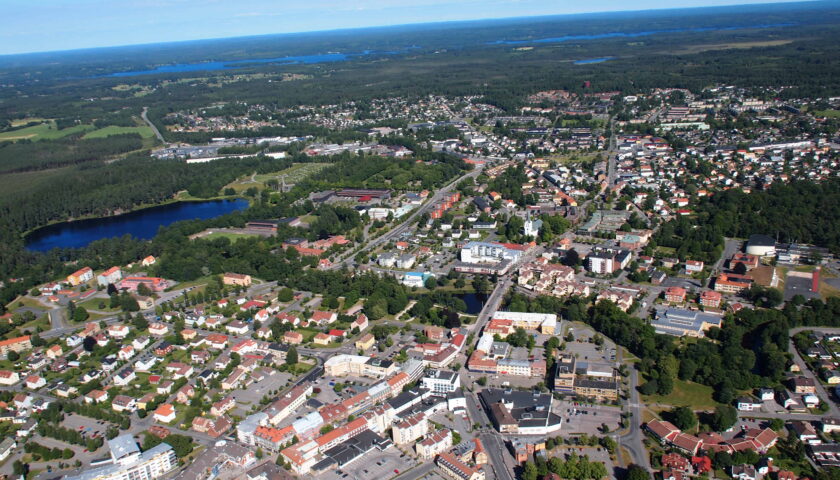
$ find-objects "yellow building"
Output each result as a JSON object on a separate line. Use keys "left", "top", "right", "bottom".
{"left": 355, "top": 333, "right": 375, "bottom": 351}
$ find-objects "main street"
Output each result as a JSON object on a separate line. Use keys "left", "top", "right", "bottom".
{"left": 617, "top": 347, "right": 650, "bottom": 471}
{"left": 330, "top": 163, "right": 486, "bottom": 269}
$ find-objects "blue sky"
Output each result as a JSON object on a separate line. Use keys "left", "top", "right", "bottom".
{"left": 1, "top": 0, "right": 811, "bottom": 55}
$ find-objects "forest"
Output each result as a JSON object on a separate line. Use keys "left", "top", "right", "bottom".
{"left": 652, "top": 178, "right": 840, "bottom": 263}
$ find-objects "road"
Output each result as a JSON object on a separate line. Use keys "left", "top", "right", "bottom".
{"left": 788, "top": 326, "right": 840, "bottom": 417}
{"left": 480, "top": 433, "right": 515, "bottom": 480}
{"left": 141, "top": 107, "right": 166, "bottom": 144}
{"left": 391, "top": 462, "right": 435, "bottom": 480}
{"left": 330, "top": 164, "right": 485, "bottom": 269}
{"left": 712, "top": 238, "right": 743, "bottom": 276}
{"left": 617, "top": 345, "right": 650, "bottom": 471}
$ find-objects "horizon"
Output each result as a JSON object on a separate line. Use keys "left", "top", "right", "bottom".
{"left": 1, "top": 0, "right": 818, "bottom": 56}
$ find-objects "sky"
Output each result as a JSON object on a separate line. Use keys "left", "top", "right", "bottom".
{"left": 0, "top": 0, "right": 813, "bottom": 55}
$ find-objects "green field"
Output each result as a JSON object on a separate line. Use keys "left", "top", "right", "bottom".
{"left": 642, "top": 379, "right": 721, "bottom": 410}
{"left": 226, "top": 163, "right": 331, "bottom": 193}
{"left": 83, "top": 125, "right": 156, "bottom": 139}
{"left": 813, "top": 109, "right": 840, "bottom": 118}
{"left": 200, "top": 231, "right": 259, "bottom": 242}
{"left": 0, "top": 122, "right": 94, "bottom": 142}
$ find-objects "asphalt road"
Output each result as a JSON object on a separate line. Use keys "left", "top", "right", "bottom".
{"left": 617, "top": 347, "right": 650, "bottom": 471}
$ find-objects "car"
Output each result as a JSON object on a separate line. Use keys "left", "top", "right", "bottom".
{"left": 394, "top": 470, "right": 400, "bottom": 474}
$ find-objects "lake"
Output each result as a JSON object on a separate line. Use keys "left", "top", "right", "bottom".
{"left": 456, "top": 292, "right": 488, "bottom": 315}
{"left": 96, "top": 22, "right": 792, "bottom": 78}
{"left": 25, "top": 199, "right": 248, "bottom": 251}
{"left": 101, "top": 50, "right": 396, "bottom": 77}
{"left": 574, "top": 57, "right": 614, "bottom": 65}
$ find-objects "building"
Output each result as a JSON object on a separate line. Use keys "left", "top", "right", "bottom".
{"left": 664, "top": 287, "right": 687, "bottom": 303}
{"left": 97, "top": 267, "right": 123, "bottom": 287}
{"left": 67, "top": 267, "right": 94, "bottom": 286}
{"left": 651, "top": 308, "right": 723, "bottom": 337}
{"left": 460, "top": 241, "right": 524, "bottom": 264}
{"left": 61, "top": 435, "right": 176, "bottom": 480}
{"left": 223, "top": 273, "right": 252, "bottom": 287}
{"left": 324, "top": 355, "right": 395, "bottom": 378}
{"left": 119, "top": 277, "right": 168, "bottom": 292}
{"left": 436, "top": 452, "right": 485, "bottom": 480}
{"left": 490, "top": 311, "right": 558, "bottom": 334}
{"left": 355, "top": 333, "right": 376, "bottom": 351}
{"left": 422, "top": 370, "right": 461, "bottom": 394}
{"left": 416, "top": 429, "right": 453, "bottom": 460}
{"left": 587, "top": 248, "right": 632, "bottom": 274}
{"left": 392, "top": 412, "right": 428, "bottom": 445}
{"left": 479, "top": 389, "right": 562, "bottom": 435}
{"left": 700, "top": 290, "right": 723, "bottom": 308}
{"left": 154, "top": 404, "right": 176, "bottom": 423}
{"left": 0, "top": 336, "right": 31, "bottom": 357}
{"left": 746, "top": 234, "right": 776, "bottom": 257}
{"left": 714, "top": 273, "right": 754, "bottom": 294}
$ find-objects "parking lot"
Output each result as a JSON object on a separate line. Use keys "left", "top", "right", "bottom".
{"left": 231, "top": 370, "right": 292, "bottom": 416}
{"left": 317, "top": 447, "right": 415, "bottom": 480}
{"left": 555, "top": 401, "right": 622, "bottom": 435}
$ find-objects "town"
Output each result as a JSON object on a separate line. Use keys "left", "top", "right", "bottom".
{"left": 2, "top": 47, "right": 840, "bottom": 480}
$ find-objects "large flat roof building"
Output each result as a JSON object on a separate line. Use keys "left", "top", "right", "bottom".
{"left": 62, "top": 435, "right": 176, "bottom": 480}
{"left": 652, "top": 308, "right": 723, "bottom": 338}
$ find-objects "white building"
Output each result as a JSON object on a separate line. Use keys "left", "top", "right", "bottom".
{"left": 61, "top": 435, "right": 176, "bottom": 480}
{"left": 422, "top": 370, "right": 460, "bottom": 394}
{"left": 460, "top": 242, "right": 522, "bottom": 264}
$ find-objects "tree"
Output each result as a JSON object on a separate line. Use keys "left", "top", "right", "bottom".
{"left": 424, "top": 276, "right": 437, "bottom": 290}
{"left": 286, "top": 346, "right": 298, "bottom": 366}
{"left": 137, "top": 282, "right": 152, "bottom": 297}
{"left": 670, "top": 406, "right": 697, "bottom": 431}
{"left": 7, "top": 350, "right": 19, "bottom": 362}
{"left": 83, "top": 336, "right": 97, "bottom": 352}
{"left": 710, "top": 405, "right": 738, "bottom": 432}
{"left": 562, "top": 249, "right": 581, "bottom": 267}
{"left": 73, "top": 306, "right": 89, "bottom": 322}
{"left": 522, "top": 461, "right": 539, "bottom": 480}
{"left": 627, "top": 464, "right": 650, "bottom": 480}
{"left": 278, "top": 288, "right": 294, "bottom": 302}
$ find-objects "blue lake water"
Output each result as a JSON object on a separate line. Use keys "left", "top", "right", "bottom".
{"left": 25, "top": 199, "right": 248, "bottom": 251}
{"left": 487, "top": 22, "right": 794, "bottom": 46}
{"left": 102, "top": 50, "right": 392, "bottom": 77}
{"left": 574, "top": 57, "right": 614, "bottom": 65}
{"left": 456, "top": 292, "right": 488, "bottom": 315}
{"left": 95, "top": 23, "right": 792, "bottom": 78}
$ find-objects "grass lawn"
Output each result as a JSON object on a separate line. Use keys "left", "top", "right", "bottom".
{"left": 654, "top": 246, "right": 678, "bottom": 256}
{"left": 8, "top": 296, "right": 47, "bottom": 311}
{"left": 165, "top": 275, "right": 215, "bottom": 292}
{"left": 814, "top": 109, "right": 840, "bottom": 118}
{"left": 82, "top": 125, "right": 155, "bottom": 139}
{"left": 0, "top": 121, "right": 94, "bottom": 141}
{"left": 78, "top": 297, "right": 120, "bottom": 312}
{"left": 225, "top": 162, "right": 331, "bottom": 194}
{"left": 642, "top": 379, "right": 721, "bottom": 410}
{"left": 200, "top": 231, "right": 259, "bottom": 243}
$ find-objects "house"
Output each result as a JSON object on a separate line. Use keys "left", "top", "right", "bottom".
{"left": 134, "top": 295, "right": 155, "bottom": 310}
{"left": 223, "top": 273, "right": 252, "bottom": 287}
{"left": 0, "top": 370, "right": 20, "bottom": 386}
{"left": 211, "top": 396, "right": 236, "bottom": 416}
{"left": 700, "top": 290, "right": 722, "bottom": 308}
{"left": 67, "top": 267, "right": 94, "bottom": 286}
{"left": 313, "top": 333, "right": 333, "bottom": 346}
{"left": 790, "top": 421, "right": 820, "bottom": 444}
{"left": 142, "top": 255, "right": 156, "bottom": 266}
{"left": 154, "top": 342, "right": 174, "bottom": 356}
{"left": 661, "top": 453, "right": 690, "bottom": 471}
{"left": 97, "top": 266, "right": 123, "bottom": 287}
{"left": 25, "top": 375, "right": 45, "bottom": 389}
{"left": 759, "top": 388, "right": 775, "bottom": 401}
{"left": 112, "top": 395, "right": 136, "bottom": 413}
{"left": 351, "top": 314, "right": 369, "bottom": 332}
{"left": 731, "top": 464, "right": 757, "bottom": 480}
{"left": 276, "top": 312, "right": 301, "bottom": 326}
{"left": 685, "top": 260, "right": 704, "bottom": 273}
{"left": 85, "top": 389, "right": 108, "bottom": 404}
{"left": 226, "top": 321, "right": 250, "bottom": 336}
{"left": 664, "top": 287, "right": 687, "bottom": 303}
{"left": 148, "top": 322, "right": 169, "bottom": 337}
{"left": 823, "top": 418, "right": 840, "bottom": 434}
{"left": 355, "top": 333, "right": 376, "bottom": 351}
{"left": 108, "top": 324, "right": 130, "bottom": 340}
{"left": 133, "top": 336, "right": 150, "bottom": 350}
{"left": 46, "top": 344, "right": 63, "bottom": 359}
{"left": 283, "top": 331, "right": 303, "bottom": 344}
{"left": 154, "top": 404, "right": 176, "bottom": 423}
{"left": 309, "top": 311, "right": 337, "bottom": 326}
{"left": 176, "top": 385, "right": 196, "bottom": 404}
{"left": 792, "top": 377, "right": 817, "bottom": 394}
{"left": 114, "top": 369, "right": 137, "bottom": 386}
{"left": 207, "top": 333, "right": 229, "bottom": 349}
{"left": 737, "top": 397, "right": 763, "bottom": 412}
